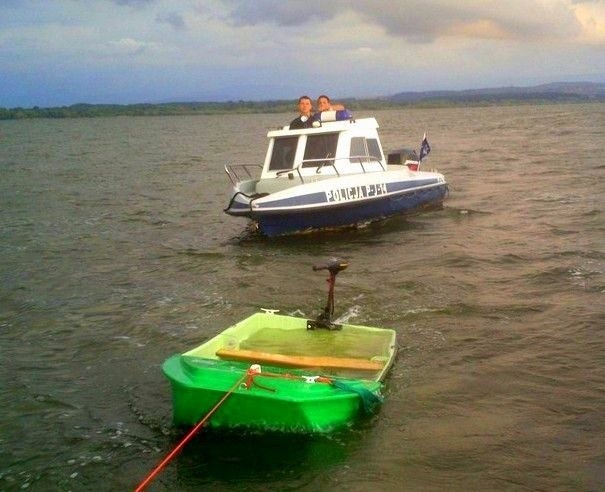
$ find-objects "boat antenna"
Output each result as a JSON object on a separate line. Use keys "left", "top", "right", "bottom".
{"left": 307, "top": 258, "right": 348, "bottom": 330}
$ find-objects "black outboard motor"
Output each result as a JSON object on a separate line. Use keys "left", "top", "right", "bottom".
{"left": 307, "top": 258, "right": 349, "bottom": 330}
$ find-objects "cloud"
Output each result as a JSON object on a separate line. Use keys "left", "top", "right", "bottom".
{"left": 223, "top": 0, "right": 337, "bottom": 26}
{"left": 104, "top": 37, "right": 150, "bottom": 56}
{"left": 221, "top": 0, "right": 589, "bottom": 43}
{"left": 572, "top": 1, "right": 605, "bottom": 43}
{"left": 156, "top": 11, "right": 187, "bottom": 30}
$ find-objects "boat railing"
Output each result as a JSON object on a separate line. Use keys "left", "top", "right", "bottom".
{"left": 224, "top": 164, "right": 262, "bottom": 185}
{"left": 275, "top": 155, "right": 386, "bottom": 184}
{"left": 350, "top": 155, "right": 387, "bottom": 173}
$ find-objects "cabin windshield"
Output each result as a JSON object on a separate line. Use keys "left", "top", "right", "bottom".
{"left": 268, "top": 136, "right": 298, "bottom": 171}
{"left": 351, "top": 137, "right": 383, "bottom": 162}
{"left": 367, "top": 138, "right": 383, "bottom": 161}
{"left": 303, "top": 133, "right": 339, "bottom": 165}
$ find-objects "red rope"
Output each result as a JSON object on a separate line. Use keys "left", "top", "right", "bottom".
{"left": 135, "top": 367, "right": 333, "bottom": 490}
{"left": 134, "top": 372, "right": 247, "bottom": 492}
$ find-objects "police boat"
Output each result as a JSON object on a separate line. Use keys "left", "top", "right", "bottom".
{"left": 224, "top": 112, "right": 447, "bottom": 237}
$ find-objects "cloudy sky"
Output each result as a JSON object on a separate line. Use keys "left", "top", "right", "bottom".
{"left": 1, "top": 0, "right": 604, "bottom": 107}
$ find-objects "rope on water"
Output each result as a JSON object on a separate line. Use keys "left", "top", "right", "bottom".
{"left": 135, "top": 365, "right": 382, "bottom": 490}
{"left": 134, "top": 372, "right": 247, "bottom": 492}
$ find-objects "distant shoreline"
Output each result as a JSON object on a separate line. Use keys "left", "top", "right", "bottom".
{"left": 3, "top": 81, "right": 603, "bottom": 120}
{"left": 2, "top": 93, "right": 604, "bottom": 121}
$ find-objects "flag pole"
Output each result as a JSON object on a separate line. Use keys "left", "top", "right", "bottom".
{"left": 418, "top": 132, "right": 430, "bottom": 170}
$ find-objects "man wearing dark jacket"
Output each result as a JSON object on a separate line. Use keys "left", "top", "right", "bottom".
{"left": 289, "top": 95, "right": 314, "bottom": 129}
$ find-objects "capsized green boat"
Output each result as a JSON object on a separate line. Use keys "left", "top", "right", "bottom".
{"left": 163, "top": 259, "right": 397, "bottom": 434}
{"left": 163, "top": 310, "right": 397, "bottom": 433}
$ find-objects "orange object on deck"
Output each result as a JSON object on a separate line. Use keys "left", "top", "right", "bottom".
{"left": 216, "top": 348, "right": 383, "bottom": 371}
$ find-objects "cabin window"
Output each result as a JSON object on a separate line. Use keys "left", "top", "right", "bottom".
{"left": 350, "top": 137, "right": 383, "bottom": 163}
{"left": 303, "top": 133, "right": 339, "bottom": 166}
{"left": 268, "top": 136, "right": 298, "bottom": 171}
{"left": 367, "top": 138, "right": 383, "bottom": 161}
{"left": 350, "top": 137, "right": 368, "bottom": 162}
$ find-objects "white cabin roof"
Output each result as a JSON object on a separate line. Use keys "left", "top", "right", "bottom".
{"left": 267, "top": 117, "right": 379, "bottom": 138}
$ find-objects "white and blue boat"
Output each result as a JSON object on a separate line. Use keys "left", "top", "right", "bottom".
{"left": 224, "top": 114, "right": 447, "bottom": 237}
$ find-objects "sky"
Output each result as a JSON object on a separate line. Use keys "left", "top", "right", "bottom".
{"left": 1, "top": 0, "right": 604, "bottom": 108}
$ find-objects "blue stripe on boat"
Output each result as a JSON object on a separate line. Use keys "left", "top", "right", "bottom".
{"left": 386, "top": 179, "right": 438, "bottom": 193}
{"left": 257, "top": 192, "right": 327, "bottom": 209}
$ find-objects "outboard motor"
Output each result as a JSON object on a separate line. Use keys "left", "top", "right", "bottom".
{"left": 307, "top": 258, "right": 349, "bottom": 330}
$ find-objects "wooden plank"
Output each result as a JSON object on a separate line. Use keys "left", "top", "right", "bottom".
{"left": 216, "top": 348, "right": 384, "bottom": 371}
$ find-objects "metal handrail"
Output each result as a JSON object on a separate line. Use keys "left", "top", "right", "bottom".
{"left": 287, "top": 155, "right": 385, "bottom": 184}
{"left": 350, "top": 155, "right": 386, "bottom": 173}
{"left": 226, "top": 156, "right": 385, "bottom": 186}
{"left": 224, "top": 164, "right": 262, "bottom": 185}
{"left": 301, "top": 155, "right": 384, "bottom": 172}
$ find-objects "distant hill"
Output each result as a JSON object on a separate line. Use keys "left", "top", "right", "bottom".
{"left": 388, "top": 82, "right": 605, "bottom": 103}
{"left": 2, "top": 82, "right": 604, "bottom": 120}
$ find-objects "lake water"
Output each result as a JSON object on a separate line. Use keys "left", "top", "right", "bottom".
{"left": 1, "top": 104, "right": 604, "bottom": 491}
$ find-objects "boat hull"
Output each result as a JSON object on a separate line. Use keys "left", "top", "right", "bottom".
{"left": 164, "top": 356, "right": 380, "bottom": 433}
{"left": 225, "top": 170, "right": 448, "bottom": 236}
{"left": 162, "top": 312, "right": 397, "bottom": 433}
{"left": 255, "top": 182, "right": 447, "bottom": 236}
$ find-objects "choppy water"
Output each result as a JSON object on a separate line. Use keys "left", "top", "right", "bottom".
{"left": 1, "top": 104, "right": 604, "bottom": 491}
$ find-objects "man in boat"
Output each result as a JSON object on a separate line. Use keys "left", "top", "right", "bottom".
{"left": 289, "top": 95, "right": 314, "bottom": 129}
{"left": 316, "top": 95, "right": 345, "bottom": 112}
{"left": 314, "top": 95, "right": 352, "bottom": 123}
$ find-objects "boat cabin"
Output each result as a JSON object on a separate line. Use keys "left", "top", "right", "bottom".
{"left": 256, "top": 118, "right": 387, "bottom": 190}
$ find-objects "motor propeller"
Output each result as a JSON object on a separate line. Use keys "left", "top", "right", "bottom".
{"left": 312, "top": 258, "right": 349, "bottom": 275}
{"left": 308, "top": 258, "right": 349, "bottom": 330}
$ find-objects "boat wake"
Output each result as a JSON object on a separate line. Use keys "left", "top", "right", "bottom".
{"left": 333, "top": 304, "right": 362, "bottom": 324}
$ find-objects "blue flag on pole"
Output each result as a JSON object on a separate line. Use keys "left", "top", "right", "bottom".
{"left": 419, "top": 133, "right": 431, "bottom": 162}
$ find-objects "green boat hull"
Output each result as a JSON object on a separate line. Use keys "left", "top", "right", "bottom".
{"left": 162, "top": 312, "right": 397, "bottom": 433}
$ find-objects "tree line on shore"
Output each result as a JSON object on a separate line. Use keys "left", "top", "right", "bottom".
{"left": 1, "top": 92, "right": 600, "bottom": 120}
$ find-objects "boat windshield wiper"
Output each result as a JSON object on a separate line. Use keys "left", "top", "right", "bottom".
{"left": 315, "top": 153, "right": 333, "bottom": 174}
{"left": 307, "top": 258, "right": 348, "bottom": 330}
